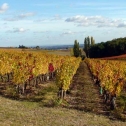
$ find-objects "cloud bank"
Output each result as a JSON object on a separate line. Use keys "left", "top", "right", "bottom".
{"left": 0, "top": 3, "right": 9, "bottom": 13}
{"left": 4, "top": 12, "right": 35, "bottom": 21}
{"left": 65, "top": 15, "right": 126, "bottom": 28}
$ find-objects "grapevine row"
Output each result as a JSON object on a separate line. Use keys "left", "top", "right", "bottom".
{"left": 0, "top": 49, "right": 81, "bottom": 97}
{"left": 85, "top": 58, "right": 126, "bottom": 109}
{"left": 56, "top": 57, "right": 81, "bottom": 98}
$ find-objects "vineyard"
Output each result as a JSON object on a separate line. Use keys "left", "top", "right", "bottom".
{"left": 0, "top": 49, "right": 126, "bottom": 125}
{"left": 85, "top": 58, "right": 126, "bottom": 96}
{"left": 0, "top": 49, "right": 81, "bottom": 99}
{"left": 85, "top": 58, "right": 126, "bottom": 118}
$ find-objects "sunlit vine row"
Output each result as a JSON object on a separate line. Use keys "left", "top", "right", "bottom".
{"left": 0, "top": 49, "right": 81, "bottom": 97}
{"left": 0, "top": 49, "right": 64, "bottom": 84}
{"left": 56, "top": 56, "right": 81, "bottom": 98}
{"left": 85, "top": 58, "right": 126, "bottom": 96}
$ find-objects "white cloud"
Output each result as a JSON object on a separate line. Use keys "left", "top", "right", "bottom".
{"left": 62, "top": 31, "right": 76, "bottom": 35}
{"left": 65, "top": 15, "right": 103, "bottom": 23}
{"left": 0, "top": 3, "right": 9, "bottom": 13}
{"left": 18, "top": 13, "right": 35, "bottom": 18}
{"left": 117, "top": 23, "right": 126, "bottom": 28}
{"left": 13, "top": 28, "right": 29, "bottom": 32}
{"left": 7, "top": 28, "right": 29, "bottom": 33}
{"left": 34, "top": 15, "right": 62, "bottom": 22}
{"left": 34, "top": 3, "right": 58, "bottom": 7}
{"left": 76, "top": 2, "right": 125, "bottom": 8}
{"left": 65, "top": 15, "right": 126, "bottom": 28}
{"left": 76, "top": 2, "right": 110, "bottom": 6}
{"left": 51, "top": 15, "right": 62, "bottom": 20}
{"left": 4, "top": 17, "right": 18, "bottom": 21}
{"left": 4, "top": 12, "right": 35, "bottom": 21}
{"left": 34, "top": 19, "right": 47, "bottom": 22}
{"left": 34, "top": 31, "right": 50, "bottom": 33}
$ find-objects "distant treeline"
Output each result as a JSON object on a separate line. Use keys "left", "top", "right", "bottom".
{"left": 18, "top": 45, "right": 40, "bottom": 49}
{"left": 19, "top": 45, "right": 28, "bottom": 49}
{"left": 89, "top": 37, "right": 126, "bottom": 58}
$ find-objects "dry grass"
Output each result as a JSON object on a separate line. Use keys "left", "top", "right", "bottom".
{"left": 0, "top": 96, "right": 126, "bottom": 126}
{"left": 0, "top": 47, "right": 71, "bottom": 56}
{"left": 46, "top": 49, "right": 71, "bottom": 56}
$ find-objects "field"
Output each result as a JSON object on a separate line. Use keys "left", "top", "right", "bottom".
{"left": 99, "top": 54, "right": 126, "bottom": 60}
{"left": 0, "top": 48, "right": 126, "bottom": 126}
{"left": 0, "top": 47, "right": 72, "bottom": 56}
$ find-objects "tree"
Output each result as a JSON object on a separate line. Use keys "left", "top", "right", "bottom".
{"left": 87, "top": 36, "right": 91, "bottom": 48}
{"left": 19, "top": 45, "right": 28, "bottom": 49}
{"left": 91, "top": 36, "right": 95, "bottom": 45}
{"left": 83, "top": 37, "right": 88, "bottom": 57}
{"left": 83, "top": 36, "right": 91, "bottom": 57}
{"left": 73, "top": 40, "right": 80, "bottom": 57}
{"left": 83, "top": 36, "right": 95, "bottom": 57}
{"left": 36, "top": 46, "right": 40, "bottom": 49}
{"left": 89, "top": 37, "right": 126, "bottom": 58}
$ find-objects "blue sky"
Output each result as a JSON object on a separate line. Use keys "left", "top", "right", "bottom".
{"left": 0, "top": 0, "right": 126, "bottom": 47}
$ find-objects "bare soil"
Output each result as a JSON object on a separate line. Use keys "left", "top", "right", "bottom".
{"left": 65, "top": 61, "right": 109, "bottom": 116}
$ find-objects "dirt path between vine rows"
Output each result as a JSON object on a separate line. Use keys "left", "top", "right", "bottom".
{"left": 66, "top": 61, "right": 109, "bottom": 116}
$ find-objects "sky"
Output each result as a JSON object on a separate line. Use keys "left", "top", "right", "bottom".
{"left": 0, "top": 0, "right": 126, "bottom": 47}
